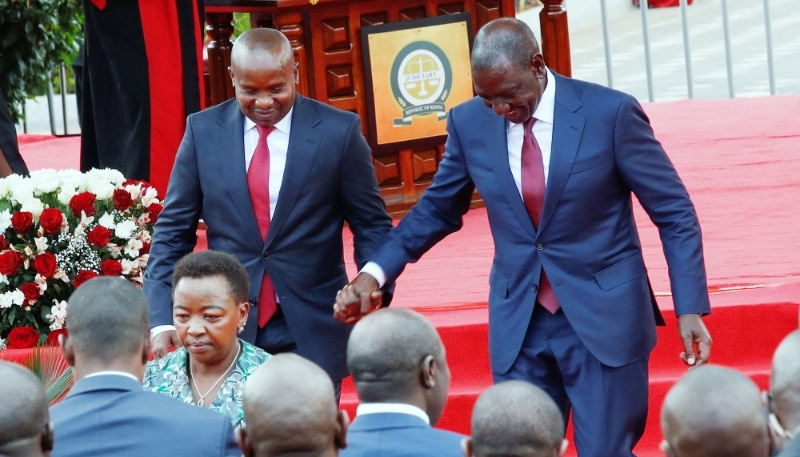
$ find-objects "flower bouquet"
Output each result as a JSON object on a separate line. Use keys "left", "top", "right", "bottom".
{"left": 0, "top": 168, "right": 162, "bottom": 349}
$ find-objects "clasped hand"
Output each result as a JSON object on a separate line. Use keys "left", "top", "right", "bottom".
{"left": 333, "top": 273, "right": 383, "bottom": 324}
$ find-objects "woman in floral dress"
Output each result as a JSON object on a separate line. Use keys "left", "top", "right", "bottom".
{"left": 143, "top": 251, "right": 270, "bottom": 428}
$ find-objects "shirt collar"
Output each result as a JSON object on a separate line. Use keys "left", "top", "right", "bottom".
{"left": 244, "top": 105, "right": 294, "bottom": 136}
{"left": 508, "top": 67, "right": 556, "bottom": 130}
{"left": 83, "top": 371, "right": 140, "bottom": 382}
{"left": 356, "top": 403, "right": 430, "bottom": 424}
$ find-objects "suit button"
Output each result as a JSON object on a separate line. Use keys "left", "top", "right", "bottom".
{"left": 532, "top": 284, "right": 538, "bottom": 293}
{"left": 536, "top": 243, "right": 544, "bottom": 251}
{"left": 261, "top": 251, "right": 270, "bottom": 260}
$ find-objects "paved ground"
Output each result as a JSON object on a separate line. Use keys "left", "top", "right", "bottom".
{"left": 16, "top": 0, "right": 800, "bottom": 134}
{"left": 522, "top": 0, "right": 800, "bottom": 102}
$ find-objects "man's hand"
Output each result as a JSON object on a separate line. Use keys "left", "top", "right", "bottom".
{"left": 151, "top": 330, "right": 182, "bottom": 359}
{"left": 333, "top": 273, "right": 382, "bottom": 324}
{"left": 677, "top": 314, "right": 712, "bottom": 368}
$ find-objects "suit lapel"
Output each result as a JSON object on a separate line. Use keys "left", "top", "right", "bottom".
{"left": 266, "top": 95, "right": 322, "bottom": 248}
{"left": 538, "top": 74, "right": 585, "bottom": 234}
{"left": 484, "top": 108, "right": 537, "bottom": 239}
{"left": 213, "top": 101, "right": 264, "bottom": 248}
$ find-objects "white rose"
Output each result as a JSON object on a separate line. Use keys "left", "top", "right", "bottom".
{"left": 58, "top": 169, "right": 86, "bottom": 190}
{"left": 8, "top": 290, "right": 25, "bottom": 307}
{"left": 0, "top": 210, "right": 11, "bottom": 233}
{"left": 114, "top": 220, "right": 138, "bottom": 239}
{"left": 98, "top": 168, "right": 125, "bottom": 185}
{"left": 29, "top": 169, "right": 61, "bottom": 194}
{"left": 91, "top": 181, "right": 115, "bottom": 200}
{"left": 81, "top": 169, "right": 106, "bottom": 193}
{"left": 98, "top": 213, "right": 116, "bottom": 229}
{"left": 10, "top": 179, "right": 34, "bottom": 204}
{"left": 19, "top": 197, "right": 45, "bottom": 218}
{"left": 0, "top": 174, "right": 23, "bottom": 199}
{"left": 0, "top": 293, "right": 12, "bottom": 309}
{"left": 57, "top": 186, "right": 78, "bottom": 206}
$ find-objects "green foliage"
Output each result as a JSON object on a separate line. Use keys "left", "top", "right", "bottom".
{"left": 232, "top": 13, "right": 251, "bottom": 39}
{"left": 24, "top": 346, "right": 74, "bottom": 405}
{"left": 0, "top": 0, "right": 83, "bottom": 122}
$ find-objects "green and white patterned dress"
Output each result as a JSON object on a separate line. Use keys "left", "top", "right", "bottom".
{"left": 142, "top": 340, "right": 270, "bottom": 428}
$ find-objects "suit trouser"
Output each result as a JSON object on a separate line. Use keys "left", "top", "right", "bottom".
{"left": 255, "top": 307, "right": 342, "bottom": 403}
{"left": 494, "top": 305, "right": 649, "bottom": 457}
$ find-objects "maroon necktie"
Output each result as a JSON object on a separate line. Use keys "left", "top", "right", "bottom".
{"left": 521, "top": 117, "right": 561, "bottom": 314}
{"left": 248, "top": 125, "right": 278, "bottom": 328}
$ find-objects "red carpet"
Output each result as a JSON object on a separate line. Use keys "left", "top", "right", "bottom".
{"left": 18, "top": 95, "right": 800, "bottom": 456}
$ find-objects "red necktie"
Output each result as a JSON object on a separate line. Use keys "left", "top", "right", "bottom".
{"left": 248, "top": 125, "right": 278, "bottom": 327}
{"left": 521, "top": 118, "right": 561, "bottom": 314}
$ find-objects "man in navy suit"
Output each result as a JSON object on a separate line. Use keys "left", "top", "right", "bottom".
{"left": 336, "top": 18, "right": 712, "bottom": 457}
{"left": 341, "top": 309, "right": 463, "bottom": 457}
{"left": 143, "top": 27, "right": 393, "bottom": 390}
{"left": 50, "top": 277, "right": 239, "bottom": 457}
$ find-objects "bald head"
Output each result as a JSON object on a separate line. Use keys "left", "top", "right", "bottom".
{"left": 0, "top": 362, "right": 52, "bottom": 456}
{"left": 771, "top": 330, "right": 800, "bottom": 435}
{"left": 231, "top": 28, "right": 293, "bottom": 72}
{"left": 468, "top": 381, "right": 565, "bottom": 457}
{"left": 347, "top": 309, "right": 450, "bottom": 421}
{"left": 239, "top": 354, "right": 344, "bottom": 457}
{"left": 661, "top": 365, "right": 770, "bottom": 457}
{"left": 472, "top": 18, "right": 540, "bottom": 72}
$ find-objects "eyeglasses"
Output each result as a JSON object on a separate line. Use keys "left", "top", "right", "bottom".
{"left": 769, "top": 413, "right": 796, "bottom": 441}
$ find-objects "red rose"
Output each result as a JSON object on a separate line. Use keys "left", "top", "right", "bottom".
{"left": 140, "top": 242, "right": 151, "bottom": 255}
{"left": 46, "top": 329, "right": 67, "bottom": 346}
{"left": 100, "top": 259, "right": 122, "bottom": 277}
{"left": 146, "top": 203, "right": 163, "bottom": 224}
{"left": 113, "top": 189, "right": 133, "bottom": 211}
{"left": 6, "top": 326, "right": 40, "bottom": 349}
{"left": 20, "top": 282, "right": 41, "bottom": 303}
{"left": 69, "top": 192, "right": 97, "bottom": 217}
{"left": 73, "top": 270, "right": 99, "bottom": 288}
{"left": 0, "top": 251, "right": 23, "bottom": 276}
{"left": 39, "top": 208, "right": 64, "bottom": 235}
{"left": 33, "top": 252, "right": 58, "bottom": 278}
{"left": 0, "top": 235, "right": 7, "bottom": 251}
{"left": 11, "top": 211, "right": 33, "bottom": 234}
{"left": 122, "top": 179, "right": 141, "bottom": 187}
{"left": 86, "top": 226, "right": 112, "bottom": 248}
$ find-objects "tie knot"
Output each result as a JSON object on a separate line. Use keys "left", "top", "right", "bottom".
{"left": 256, "top": 125, "right": 276, "bottom": 140}
{"left": 524, "top": 116, "right": 537, "bottom": 131}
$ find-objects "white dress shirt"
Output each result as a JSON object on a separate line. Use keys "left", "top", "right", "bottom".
{"left": 150, "top": 108, "right": 295, "bottom": 339}
{"left": 356, "top": 402, "right": 431, "bottom": 424}
{"left": 361, "top": 69, "right": 557, "bottom": 287}
{"left": 83, "top": 371, "right": 141, "bottom": 382}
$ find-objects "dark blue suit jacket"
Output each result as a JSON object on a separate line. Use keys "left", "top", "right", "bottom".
{"left": 370, "top": 74, "right": 711, "bottom": 373}
{"left": 341, "top": 413, "right": 464, "bottom": 457}
{"left": 50, "top": 375, "right": 238, "bottom": 457}
{"left": 143, "top": 95, "right": 392, "bottom": 380}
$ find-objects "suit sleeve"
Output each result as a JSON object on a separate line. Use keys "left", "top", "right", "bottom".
{"left": 338, "top": 115, "right": 393, "bottom": 270}
{"left": 613, "top": 95, "right": 710, "bottom": 316}
{"left": 142, "top": 116, "right": 203, "bottom": 327}
{"left": 369, "top": 109, "right": 476, "bottom": 282}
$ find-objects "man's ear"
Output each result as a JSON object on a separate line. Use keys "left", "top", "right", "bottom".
{"left": 419, "top": 355, "right": 436, "bottom": 389}
{"left": 558, "top": 439, "right": 569, "bottom": 457}
{"left": 236, "top": 427, "right": 253, "bottom": 457}
{"left": 41, "top": 421, "right": 55, "bottom": 453}
{"left": 228, "top": 67, "right": 236, "bottom": 86}
{"left": 531, "top": 52, "right": 547, "bottom": 79}
{"left": 335, "top": 410, "right": 349, "bottom": 450}
{"left": 461, "top": 437, "right": 474, "bottom": 457}
{"left": 59, "top": 333, "right": 75, "bottom": 367}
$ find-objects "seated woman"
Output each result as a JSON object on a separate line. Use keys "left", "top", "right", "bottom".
{"left": 143, "top": 250, "right": 270, "bottom": 428}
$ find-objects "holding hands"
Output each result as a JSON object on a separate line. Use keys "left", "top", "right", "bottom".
{"left": 333, "top": 273, "right": 383, "bottom": 324}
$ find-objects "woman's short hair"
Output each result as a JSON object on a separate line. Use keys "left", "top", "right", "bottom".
{"left": 172, "top": 251, "right": 249, "bottom": 303}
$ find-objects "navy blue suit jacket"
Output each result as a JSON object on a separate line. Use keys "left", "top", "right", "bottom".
{"left": 370, "top": 74, "right": 711, "bottom": 373}
{"left": 143, "top": 95, "right": 392, "bottom": 380}
{"left": 50, "top": 375, "right": 238, "bottom": 457}
{"left": 341, "top": 413, "right": 464, "bottom": 457}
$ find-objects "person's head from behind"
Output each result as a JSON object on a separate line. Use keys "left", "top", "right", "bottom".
{"left": 661, "top": 365, "right": 770, "bottom": 457}
{"left": 768, "top": 330, "right": 800, "bottom": 452}
{"left": 463, "top": 380, "right": 567, "bottom": 457}
{"left": 0, "top": 362, "right": 53, "bottom": 457}
{"left": 471, "top": 18, "right": 547, "bottom": 125}
{"left": 172, "top": 250, "right": 249, "bottom": 368}
{"left": 347, "top": 308, "right": 451, "bottom": 424}
{"left": 61, "top": 277, "right": 150, "bottom": 380}
{"left": 237, "top": 353, "right": 347, "bottom": 457}
{"left": 229, "top": 27, "right": 298, "bottom": 128}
